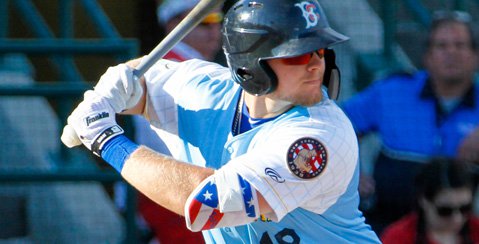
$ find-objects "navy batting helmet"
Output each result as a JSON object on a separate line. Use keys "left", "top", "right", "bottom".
{"left": 222, "top": 0, "right": 349, "bottom": 98}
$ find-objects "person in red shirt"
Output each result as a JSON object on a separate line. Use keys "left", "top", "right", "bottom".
{"left": 133, "top": 1, "right": 223, "bottom": 243}
{"left": 381, "top": 158, "right": 479, "bottom": 244}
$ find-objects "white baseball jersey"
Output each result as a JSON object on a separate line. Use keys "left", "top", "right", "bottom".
{"left": 142, "top": 59, "right": 380, "bottom": 243}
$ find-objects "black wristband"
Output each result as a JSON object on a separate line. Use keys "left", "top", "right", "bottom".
{"left": 91, "top": 125, "right": 124, "bottom": 157}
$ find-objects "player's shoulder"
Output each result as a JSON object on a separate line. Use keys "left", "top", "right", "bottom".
{"left": 266, "top": 100, "right": 356, "bottom": 141}
{"left": 151, "top": 59, "right": 231, "bottom": 86}
{"left": 151, "top": 58, "right": 227, "bottom": 75}
{"left": 249, "top": 101, "right": 359, "bottom": 181}
{"left": 145, "top": 59, "right": 233, "bottom": 101}
{"left": 307, "top": 100, "right": 353, "bottom": 127}
{"left": 175, "top": 59, "right": 227, "bottom": 74}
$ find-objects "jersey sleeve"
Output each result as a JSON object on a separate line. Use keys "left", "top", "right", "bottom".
{"left": 142, "top": 59, "right": 227, "bottom": 134}
{"left": 218, "top": 119, "right": 359, "bottom": 221}
{"left": 142, "top": 59, "right": 181, "bottom": 134}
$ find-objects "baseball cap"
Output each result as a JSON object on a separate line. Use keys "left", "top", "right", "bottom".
{"left": 157, "top": 0, "right": 223, "bottom": 25}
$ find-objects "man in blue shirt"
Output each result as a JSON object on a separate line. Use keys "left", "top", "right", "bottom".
{"left": 342, "top": 11, "right": 479, "bottom": 234}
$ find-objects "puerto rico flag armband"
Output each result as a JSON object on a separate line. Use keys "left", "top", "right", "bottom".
{"left": 184, "top": 173, "right": 260, "bottom": 232}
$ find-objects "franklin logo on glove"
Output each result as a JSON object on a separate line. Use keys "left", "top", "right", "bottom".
{"left": 86, "top": 112, "right": 109, "bottom": 126}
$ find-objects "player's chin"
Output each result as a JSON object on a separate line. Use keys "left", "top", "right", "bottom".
{"left": 294, "top": 91, "right": 323, "bottom": 106}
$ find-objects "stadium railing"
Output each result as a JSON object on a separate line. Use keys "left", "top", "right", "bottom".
{"left": 0, "top": 0, "right": 141, "bottom": 243}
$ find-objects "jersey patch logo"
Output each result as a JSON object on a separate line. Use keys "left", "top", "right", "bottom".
{"left": 287, "top": 137, "right": 327, "bottom": 179}
{"left": 295, "top": 1, "right": 321, "bottom": 29}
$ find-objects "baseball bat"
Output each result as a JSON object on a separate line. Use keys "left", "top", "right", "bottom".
{"left": 133, "top": 0, "right": 225, "bottom": 79}
{"left": 61, "top": 0, "right": 225, "bottom": 148}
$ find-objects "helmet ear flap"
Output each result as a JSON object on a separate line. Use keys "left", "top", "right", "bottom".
{"left": 237, "top": 67, "right": 254, "bottom": 80}
{"left": 259, "top": 61, "right": 278, "bottom": 94}
{"left": 323, "top": 49, "right": 341, "bottom": 100}
{"left": 233, "top": 62, "right": 277, "bottom": 96}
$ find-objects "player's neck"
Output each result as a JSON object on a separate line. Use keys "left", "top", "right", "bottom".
{"left": 244, "top": 92, "right": 293, "bottom": 119}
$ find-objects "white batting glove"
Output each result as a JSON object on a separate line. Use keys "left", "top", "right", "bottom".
{"left": 61, "top": 91, "right": 124, "bottom": 156}
{"left": 93, "top": 63, "right": 143, "bottom": 113}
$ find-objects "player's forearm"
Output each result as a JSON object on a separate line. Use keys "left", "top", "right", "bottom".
{"left": 121, "top": 146, "right": 214, "bottom": 215}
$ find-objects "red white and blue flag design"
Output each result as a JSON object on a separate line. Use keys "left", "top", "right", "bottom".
{"left": 186, "top": 174, "right": 257, "bottom": 231}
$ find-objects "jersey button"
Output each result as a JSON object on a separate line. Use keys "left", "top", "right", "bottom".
{"left": 227, "top": 147, "right": 234, "bottom": 154}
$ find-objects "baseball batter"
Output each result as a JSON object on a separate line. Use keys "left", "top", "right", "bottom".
{"left": 62, "top": 0, "right": 380, "bottom": 243}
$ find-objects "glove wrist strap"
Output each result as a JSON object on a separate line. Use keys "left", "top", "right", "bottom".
{"left": 91, "top": 125, "right": 124, "bottom": 157}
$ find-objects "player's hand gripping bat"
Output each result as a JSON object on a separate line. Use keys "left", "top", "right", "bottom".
{"left": 61, "top": 0, "right": 225, "bottom": 148}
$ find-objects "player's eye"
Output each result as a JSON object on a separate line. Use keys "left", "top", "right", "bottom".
{"left": 280, "top": 49, "right": 325, "bottom": 65}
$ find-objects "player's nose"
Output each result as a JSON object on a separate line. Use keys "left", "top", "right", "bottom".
{"left": 307, "top": 53, "right": 325, "bottom": 72}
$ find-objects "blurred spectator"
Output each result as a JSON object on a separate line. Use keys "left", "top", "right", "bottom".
{"left": 341, "top": 10, "right": 479, "bottom": 233}
{"left": 381, "top": 158, "right": 479, "bottom": 243}
{"left": 133, "top": 0, "right": 223, "bottom": 243}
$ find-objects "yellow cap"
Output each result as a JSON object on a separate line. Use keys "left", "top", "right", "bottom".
{"left": 202, "top": 12, "right": 223, "bottom": 24}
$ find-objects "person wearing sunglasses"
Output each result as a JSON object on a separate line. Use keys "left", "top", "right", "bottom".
{"left": 129, "top": 1, "right": 224, "bottom": 243}
{"left": 381, "top": 158, "right": 479, "bottom": 244}
{"left": 341, "top": 10, "right": 479, "bottom": 234}
{"left": 60, "top": 0, "right": 381, "bottom": 243}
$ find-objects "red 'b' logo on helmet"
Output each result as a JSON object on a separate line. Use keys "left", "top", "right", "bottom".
{"left": 295, "top": 1, "right": 320, "bottom": 29}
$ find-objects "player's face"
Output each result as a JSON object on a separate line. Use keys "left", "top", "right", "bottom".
{"left": 266, "top": 50, "right": 326, "bottom": 106}
{"left": 424, "top": 22, "right": 478, "bottom": 85}
{"left": 420, "top": 187, "right": 472, "bottom": 233}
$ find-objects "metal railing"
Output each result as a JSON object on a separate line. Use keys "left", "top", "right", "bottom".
{"left": 0, "top": 0, "right": 140, "bottom": 243}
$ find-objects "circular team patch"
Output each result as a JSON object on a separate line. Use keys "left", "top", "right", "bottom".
{"left": 287, "top": 137, "right": 328, "bottom": 179}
